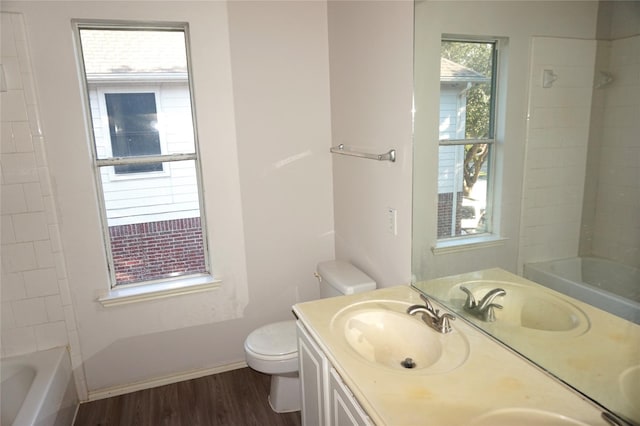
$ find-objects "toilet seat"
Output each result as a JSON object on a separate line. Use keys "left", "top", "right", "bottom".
{"left": 245, "top": 320, "right": 298, "bottom": 359}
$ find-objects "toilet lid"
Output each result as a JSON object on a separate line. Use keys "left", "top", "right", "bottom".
{"left": 246, "top": 320, "right": 297, "bottom": 356}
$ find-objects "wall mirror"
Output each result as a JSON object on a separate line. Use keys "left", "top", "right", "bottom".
{"left": 411, "top": 1, "right": 639, "bottom": 424}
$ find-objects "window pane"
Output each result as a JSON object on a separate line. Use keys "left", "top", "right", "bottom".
{"left": 440, "top": 41, "right": 494, "bottom": 140}
{"left": 438, "top": 39, "right": 496, "bottom": 240}
{"left": 78, "top": 26, "right": 208, "bottom": 286}
{"left": 437, "top": 144, "right": 490, "bottom": 238}
{"left": 105, "top": 92, "right": 163, "bottom": 173}
{"left": 79, "top": 28, "right": 196, "bottom": 159}
{"left": 101, "top": 160, "right": 206, "bottom": 285}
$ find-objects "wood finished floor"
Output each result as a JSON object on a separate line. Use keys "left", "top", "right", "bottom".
{"left": 74, "top": 367, "right": 302, "bottom": 426}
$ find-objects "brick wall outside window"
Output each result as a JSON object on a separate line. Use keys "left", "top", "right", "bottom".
{"left": 109, "top": 218, "right": 206, "bottom": 285}
{"left": 437, "top": 192, "right": 463, "bottom": 238}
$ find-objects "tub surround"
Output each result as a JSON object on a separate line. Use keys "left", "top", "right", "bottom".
{"left": 0, "top": 347, "right": 78, "bottom": 426}
{"left": 294, "top": 284, "right": 608, "bottom": 425}
{"left": 414, "top": 268, "right": 640, "bottom": 424}
{"left": 524, "top": 257, "right": 640, "bottom": 324}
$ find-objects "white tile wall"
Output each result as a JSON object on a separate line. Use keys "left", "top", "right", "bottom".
{"left": 591, "top": 35, "right": 640, "bottom": 268}
{"left": 520, "top": 37, "right": 597, "bottom": 264}
{"left": 0, "top": 13, "right": 81, "bottom": 372}
{"left": 522, "top": 35, "right": 640, "bottom": 269}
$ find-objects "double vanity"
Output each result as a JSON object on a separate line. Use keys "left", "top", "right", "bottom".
{"left": 293, "top": 268, "right": 639, "bottom": 425}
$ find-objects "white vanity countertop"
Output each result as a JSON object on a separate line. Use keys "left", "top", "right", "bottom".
{"left": 414, "top": 268, "right": 640, "bottom": 424}
{"left": 294, "top": 283, "right": 609, "bottom": 426}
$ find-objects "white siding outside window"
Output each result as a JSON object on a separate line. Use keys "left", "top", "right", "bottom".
{"left": 89, "top": 84, "right": 200, "bottom": 226}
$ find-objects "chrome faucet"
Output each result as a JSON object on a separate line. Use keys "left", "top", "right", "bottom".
{"left": 407, "top": 293, "right": 456, "bottom": 334}
{"left": 460, "top": 286, "right": 506, "bottom": 322}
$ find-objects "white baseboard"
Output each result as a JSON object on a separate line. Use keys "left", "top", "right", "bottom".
{"left": 86, "top": 360, "right": 248, "bottom": 402}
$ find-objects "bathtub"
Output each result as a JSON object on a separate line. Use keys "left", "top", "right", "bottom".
{"left": 1, "top": 347, "right": 78, "bottom": 426}
{"left": 524, "top": 257, "right": 640, "bottom": 324}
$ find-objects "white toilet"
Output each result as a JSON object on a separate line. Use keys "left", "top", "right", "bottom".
{"left": 244, "top": 260, "right": 376, "bottom": 413}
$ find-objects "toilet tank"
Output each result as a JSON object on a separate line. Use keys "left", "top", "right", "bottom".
{"left": 317, "top": 260, "right": 376, "bottom": 298}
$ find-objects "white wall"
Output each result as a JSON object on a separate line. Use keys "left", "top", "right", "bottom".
{"left": 413, "top": 1, "right": 599, "bottom": 280}
{"left": 327, "top": 0, "right": 414, "bottom": 288}
{"left": 1, "top": 0, "right": 334, "bottom": 399}
{"left": 228, "top": 1, "right": 334, "bottom": 303}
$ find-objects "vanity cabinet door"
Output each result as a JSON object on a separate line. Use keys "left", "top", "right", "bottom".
{"left": 297, "top": 321, "right": 329, "bottom": 426}
{"left": 328, "top": 368, "right": 373, "bottom": 426}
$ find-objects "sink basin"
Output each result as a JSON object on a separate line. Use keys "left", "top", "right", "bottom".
{"left": 620, "top": 365, "right": 640, "bottom": 415}
{"left": 330, "top": 300, "right": 469, "bottom": 374}
{"left": 469, "top": 408, "right": 593, "bottom": 425}
{"left": 449, "top": 281, "right": 589, "bottom": 336}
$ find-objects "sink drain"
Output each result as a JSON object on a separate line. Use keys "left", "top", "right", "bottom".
{"left": 400, "top": 357, "right": 416, "bottom": 369}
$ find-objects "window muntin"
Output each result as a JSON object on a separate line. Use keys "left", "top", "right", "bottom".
{"left": 438, "top": 39, "right": 497, "bottom": 240}
{"left": 77, "top": 24, "right": 209, "bottom": 287}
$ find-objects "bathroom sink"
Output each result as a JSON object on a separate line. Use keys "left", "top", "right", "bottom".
{"left": 469, "top": 408, "right": 593, "bottom": 425}
{"left": 619, "top": 365, "right": 640, "bottom": 416}
{"left": 330, "top": 300, "right": 469, "bottom": 374}
{"left": 449, "top": 281, "right": 589, "bottom": 336}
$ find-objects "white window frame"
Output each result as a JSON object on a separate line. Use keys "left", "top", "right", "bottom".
{"left": 74, "top": 20, "right": 216, "bottom": 298}
{"left": 434, "top": 36, "right": 506, "bottom": 253}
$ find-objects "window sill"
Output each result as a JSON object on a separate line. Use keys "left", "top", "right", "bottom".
{"left": 432, "top": 235, "right": 508, "bottom": 255}
{"left": 98, "top": 275, "right": 221, "bottom": 307}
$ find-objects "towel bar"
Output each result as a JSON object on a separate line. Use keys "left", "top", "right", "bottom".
{"left": 329, "top": 144, "right": 396, "bottom": 162}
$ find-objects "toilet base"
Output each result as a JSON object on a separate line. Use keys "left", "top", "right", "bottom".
{"left": 268, "top": 373, "right": 301, "bottom": 413}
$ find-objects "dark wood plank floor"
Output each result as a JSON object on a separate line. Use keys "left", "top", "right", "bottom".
{"left": 74, "top": 367, "right": 302, "bottom": 426}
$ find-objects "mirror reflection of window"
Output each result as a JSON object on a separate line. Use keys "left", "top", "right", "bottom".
{"left": 438, "top": 39, "right": 497, "bottom": 239}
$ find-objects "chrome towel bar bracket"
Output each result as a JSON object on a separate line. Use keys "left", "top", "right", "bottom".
{"left": 330, "top": 144, "right": 396, "bottom": 162}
